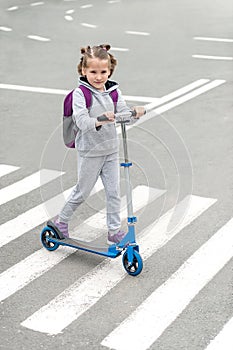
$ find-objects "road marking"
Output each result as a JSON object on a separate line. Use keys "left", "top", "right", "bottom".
{"left": 7, "top": 6, "right": 18, "bottom": 11}
{"left": 102, "top": 216, "right": 233, "bottom": 350}
{"left": 65, "top": 9, "right": 74, "bottom": 14}
{"left": 81, "top": 23, "right": 97, "bottom": 28}
{"left": 0, "top": 84, "right": 68, "bottom": 95}
{"left": 27, "top": 35, "right": 51, "bottom": 42}
{"left": 74, "top": 185, "right": 166, "bottom": 241}
{"left": 0, "top": 164, "right": 19, "bottom": 178}
{"left": 110, "top": 47, "right": 129, "bottom": 52}
{"left": 80, "top": 4, "right": 93, "bottom": 8}
{"left": 0, "top": 185, "right": 162, "bottom": 302}
{"left": 0, "top": 247, "right": 73, "bottom": 303}
{"left": 30, "top": 2, "right": 44, "bottom": 6}
{"left": 0, "top": 83, "right": 155, "bottom": 103}
{"left": 0, "top": 169, "right": 64, "bottom": 206}
{"left": 21, "top": 195, "right": 216, "bottom": 334}
{"left": 125, "top": 30, "right": 150, "bottom": 36}
{"left": 0, "top": 79, "right": 225, "bottom": 122}
{"left": 192, "top": 55, "right": 233, "bottom": 61}
{"left": 0, "top": 178, "right": 103, "bottom": 249}
{"left": 64, "top": 15, "right": 73, "bottom": 21}
{"left": 194, "top": 37, "right": 233, "bottom": 43}
{"left": 145, "top": 79, "right": 209, "bottom": 110}
{"left": 205, "top": 317, "right": 233, "bottom": 350}
{"left": 134, "top": 80, "right": 225, "bottom": 127}
{"left": 0, "top": 26, "right": 12, "bottom": 32}
{"left": 154, "top": 80, "right": 226, "bottom": 113}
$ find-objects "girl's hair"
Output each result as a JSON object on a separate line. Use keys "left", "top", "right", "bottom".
{"left": 77, "top": 44, "right": 117, "bottom": 78}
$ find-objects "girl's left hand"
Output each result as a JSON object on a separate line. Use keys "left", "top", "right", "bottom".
{"left": 132, "top": 106, "right": 146, "bottom": 118}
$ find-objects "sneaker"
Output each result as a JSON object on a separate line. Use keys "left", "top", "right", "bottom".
{"left": 54, "top": 217, "right": 69, "bottom": 238}
{"left": 107, "top": 230, "right": 127, "bottom": 245}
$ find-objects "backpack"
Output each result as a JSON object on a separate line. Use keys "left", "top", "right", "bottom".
{"left": 63, "top": 85, "right": 118, "bottom": 148}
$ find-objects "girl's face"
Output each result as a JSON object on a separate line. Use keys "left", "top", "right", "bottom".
{"left": 82, "top": 58, "right": 110, "bottom": 91}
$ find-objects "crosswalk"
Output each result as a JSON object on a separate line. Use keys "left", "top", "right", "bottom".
{"left": 0, "top": 163, "right": 232, "bottom": 349}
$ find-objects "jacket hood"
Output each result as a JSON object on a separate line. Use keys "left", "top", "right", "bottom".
{"left": 79, "top": 77, "right": 119, "bottom": 94}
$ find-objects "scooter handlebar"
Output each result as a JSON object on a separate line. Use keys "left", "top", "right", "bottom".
{"left": 97, "top": 109, "right": 146, "bottom": 123}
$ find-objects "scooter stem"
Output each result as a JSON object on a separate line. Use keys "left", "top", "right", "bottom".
{"left": 121, "top": 123, "right": 134, "bottom": 219}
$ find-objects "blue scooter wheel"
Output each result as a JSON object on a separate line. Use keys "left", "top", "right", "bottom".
{"left": 41, "top": 226, "right": 60, "bottom": 251}
{"left": 122, "top": 250, "right": 143, "bottom": 276}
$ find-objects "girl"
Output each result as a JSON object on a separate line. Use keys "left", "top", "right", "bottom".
{"left": 54, "top": 44, "right": 145, "bottom": 244}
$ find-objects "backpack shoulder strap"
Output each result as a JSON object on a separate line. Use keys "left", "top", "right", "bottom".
{"left": 109, "top": 89, "right": 118, "bottom": 112}
{"left": 63, "top": 89, "right": 74, "bottom": 117}
{"left": 79, "top": 85, "right": 92, "bottom": 109}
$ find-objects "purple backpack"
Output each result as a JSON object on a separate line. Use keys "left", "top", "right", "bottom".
{"left": 63, "top": 85, "right": 118, "bottom": 148}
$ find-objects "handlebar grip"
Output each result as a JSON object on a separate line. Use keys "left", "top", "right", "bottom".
{"left": 97, "top": 116, "right": 109, "bottom": 122}
{"left": 131, "top": 110, "right": 137, "bottom": 117}
{"left": 131, "top": 109, "right": 147, "bottom": 117}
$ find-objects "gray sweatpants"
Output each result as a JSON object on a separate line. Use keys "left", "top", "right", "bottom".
{"left": 59, "top": 152, "right": 121, "bottom": 234}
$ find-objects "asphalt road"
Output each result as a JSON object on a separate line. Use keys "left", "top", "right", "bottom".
{"left": 0, "top": 0, "right": 233, "bottom": 349}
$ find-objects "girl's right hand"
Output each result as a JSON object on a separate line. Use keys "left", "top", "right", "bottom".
{"left": 103, "top": 111, "right": 115, "bottom": 121}
{"left": 96, "top": 111, "right": 115, "bottom": 127}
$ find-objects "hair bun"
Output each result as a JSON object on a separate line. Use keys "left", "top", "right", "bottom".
{"left": 105, "top": 44, "right": 111, "bottom": 51}
{"left": 81, "top": 46, "right": 92, "bottom": 54}
{"left": 100, "top": 44, "right": 111, "bottom": 51}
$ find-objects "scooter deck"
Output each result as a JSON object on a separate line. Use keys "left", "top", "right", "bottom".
{"left": 46, "top": 220, "right": 135, "bottom": 258}
{"left": 49, "top": 236, "right": 122, "bottom": 258}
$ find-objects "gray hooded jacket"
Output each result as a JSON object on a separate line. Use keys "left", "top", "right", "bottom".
{"left": 72, "top": 77, "right": 135, "bottom": 157}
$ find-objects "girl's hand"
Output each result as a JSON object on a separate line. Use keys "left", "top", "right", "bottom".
{"left": 132, "top": 106, "right": 146, "bottom": 118}
{"left": 103, "top": 111, "right": 115, "bottom": 122}
{"left": 95, "top": 111, "right": 115, "bottom": 127}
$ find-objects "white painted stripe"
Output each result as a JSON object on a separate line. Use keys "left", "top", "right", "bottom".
{"left": 27, "top": 35, "right": 51, "bottom": 42}
{"left": 0, "top": 79, "right": 224, "bottom": 120}
{"left": 21, "top": 195, "right": 216, "bottom": 334}
{"left": 0, "top": 179, "right": 103, "bottom": 249}
{"left": 205, "top": 317, "right": 233, "bottom": 350}
{"left": 74, "top": 185, "right": 165, "bottom": 241}
{"left": 0, "top": 83, "right": 155, "bottom": 103}
{"left": 192, "top": 55, "right": 233, "bottom": 61}
{"left": 110, "top": 47, "right": 129, "bottom": 52}
{"left": 64, "top": 15, "right": 73, "bottom": 21}
{"left": 30, "top": 2, "right": 44, "bottom": 6}
{"left": 0, "top": 188, "right": 70, "bottom": 248}
{"left": 145, "top": 79, "right": 209, "bottom": 110}
{"left": 0, "top": 84, "right": 68, "bottom": 95}
{"left": 102, "top": 217, "right": 233, "bottom": 350}
{"left": 0, "top": 169, "right": 64, "bottom": 206}
{"left": 125, "top": 30, "right": 150, "bottom": 36}
{"left": 0, "top": 164, "right": 19, "bottom": 178}
{"left": 0, "top": 247, "right": 73, "bottom": 302}
{"left": 154, "top": 80, "right": 226, "bottom": 114}
{"left": 7, "top": 6, "right": 19, "bottom": 11}
{"left": 0, "top": 26, "right": 12, "bottom": 32}
{"left": 125, "top": 80, "right": 225, "bottom": 131}
{"left": 65, "top": 9, "right": 74, "bottom": 14}
{"left": 80, "top": 4, "right": 93, "bottom": 8}
{"left": 0, "top": 186, "right": 162, "bottom": 302}
{"left": 81, "top": 23, "right": 97, "bottom": 28}
{"left": 123, "top": 95, "right": 157, "bottom": 103}
{"left": 194, "top": 37, "right": 233, "bottom": 43}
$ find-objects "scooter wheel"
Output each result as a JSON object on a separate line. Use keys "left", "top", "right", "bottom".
{"left": 41, "top": 226, "right": 60, "bottom": 251}
{"left": 122, "top": 250, "right": 143, "bottom": 276}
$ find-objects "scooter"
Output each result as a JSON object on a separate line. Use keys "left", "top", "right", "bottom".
{"left": 40, "top": 111, "right": 143, "bottom": 276}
